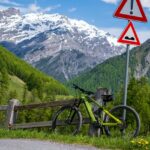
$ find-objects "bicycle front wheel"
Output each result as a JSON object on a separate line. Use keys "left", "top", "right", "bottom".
{"left": 104, "top": 105, "right": 140, "bottom": 138}
{"left": 52, "top": 105, "right": 82, "bottom": 135}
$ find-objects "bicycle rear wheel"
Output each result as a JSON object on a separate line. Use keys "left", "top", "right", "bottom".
{"left": 104, "top": 105, "right": 140, "bottom": 138}
{"left": 52, "top": 105, "right": 82, "bottom": 135}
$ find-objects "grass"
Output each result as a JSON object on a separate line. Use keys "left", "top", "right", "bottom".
{"left": 8, "top": 75, "right": 26, "bottom": 99}
{"left": 0, "top": 129, "right": 141, "bottom": 150}
{"left": 55, "top": 95, "right": 74, "bottom": 100}
{"left": 7, "top": 75, "right": 73, "bottom": 103}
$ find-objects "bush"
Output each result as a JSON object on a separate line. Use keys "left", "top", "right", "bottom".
{"left": 116, "top": 77, "right": 150, "bottom": 134}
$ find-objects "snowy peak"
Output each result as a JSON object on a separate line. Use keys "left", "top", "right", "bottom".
{"left": 0, "top": 9, "right": 121, "bottom": 47}
{"left": 0, "top": 8, "right": 125, "bottom": 81}
{"left": 0, "top": 8, "right": 20, "bottom": 19}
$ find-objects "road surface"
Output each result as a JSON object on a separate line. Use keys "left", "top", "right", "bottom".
{"left": 0, "top": 139, "right": 100, "bottom": 150}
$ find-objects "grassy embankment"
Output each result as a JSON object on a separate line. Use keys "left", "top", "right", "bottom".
{"left": 0, "top": 129, "right": 150, "bottom": 150}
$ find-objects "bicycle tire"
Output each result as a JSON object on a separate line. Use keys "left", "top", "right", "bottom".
{"left": 104, "top": 105, "right": 140, "bottom": 138}
{"left": 51, "top": 105, "right": 82, "bottom": 135}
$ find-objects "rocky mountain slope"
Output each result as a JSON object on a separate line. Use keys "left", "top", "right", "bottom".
{"left": 68, "top": 39, "right": 150, "bottom": 91}
{"left": 0, "top": 8, "right": 125, "bottom": 82}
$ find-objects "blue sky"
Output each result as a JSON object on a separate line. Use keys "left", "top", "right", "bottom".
{"left": 0, "top": 0, "right": 149, "bottom": 43}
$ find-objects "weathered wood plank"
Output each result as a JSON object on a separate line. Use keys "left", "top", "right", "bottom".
{"left": 12, "top": 118, "right": 90, "bottom": 129}
{"left": 14, "top": 99, "right": 79, "bottom": 111}
{"left": 12, "top": 121, "right": 52, "bottom": 129}
{"left": 0, "top": 105, "right": 7, "bottom": 111}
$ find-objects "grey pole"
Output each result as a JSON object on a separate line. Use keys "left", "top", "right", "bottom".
{"left": 122, "top": 44, "right": 130, "bottom": 123}
{"left": 123, "top": 44, "right": 130, "bottom": 106}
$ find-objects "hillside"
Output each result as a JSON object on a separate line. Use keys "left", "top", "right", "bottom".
{"left": 68, "top": 39, "right": 150, "bottom": 92}
{"left": 0, "top": 46, "right": 68, "bottom": 105}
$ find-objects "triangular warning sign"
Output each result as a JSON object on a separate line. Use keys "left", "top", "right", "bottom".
{"left": 118, "top": 21, "right": 140, "bottom": 46}
{"left": 114, "top": 0, "right": 147, "bottom": 22}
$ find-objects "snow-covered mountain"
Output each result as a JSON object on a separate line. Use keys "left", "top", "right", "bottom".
{"left": 0, "top": 8, "right": 125, "bottom": 81}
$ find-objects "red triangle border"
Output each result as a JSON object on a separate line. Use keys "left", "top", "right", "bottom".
{"left": 118, "top": 21, "right": 140, "bottom": 46}
{"left": 114, "top": 0, "right": 148, "bottom": 22}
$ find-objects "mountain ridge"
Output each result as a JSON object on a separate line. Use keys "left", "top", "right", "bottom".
{"left": 68, "top": 39, "right": 150, "bottom": 91}
{"left": 0, "top": 8, "right": 125, "bottom": 82}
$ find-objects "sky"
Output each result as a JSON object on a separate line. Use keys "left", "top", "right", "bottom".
{"left": 0, "top": 0, "right": 150, "bottom": 43}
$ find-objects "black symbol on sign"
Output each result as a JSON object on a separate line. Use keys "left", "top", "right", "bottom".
{"left": 130, "top": 0, "right": 134, "bottom": 15}
{"left": 125, "top": 36, "right": 135, "bottom": 41}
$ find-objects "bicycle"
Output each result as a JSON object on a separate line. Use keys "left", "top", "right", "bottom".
{"left": 51, "top": 84, "right": 140, "bottom": 138}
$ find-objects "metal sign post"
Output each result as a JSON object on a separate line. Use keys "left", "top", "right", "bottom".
{"left": 113, "top": 0, "right": 148, "bottom": 121}
{"left": 114, "top": 0, "right": 147, "bottom": 108}
{"left": 123, "top": 44, "right": 130, "bottom": 107}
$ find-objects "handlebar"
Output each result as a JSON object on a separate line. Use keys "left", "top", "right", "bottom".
{"left": 72, "top": 84, "right": 94, "bottom": 95}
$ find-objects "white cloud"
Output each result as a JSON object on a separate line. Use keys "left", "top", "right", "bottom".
{"left": 141, "top": 0, "right": 150, "bottom": 9}
{"left": 22, "top": 3, "right": 61, "bottom": 13}
{"left": 101, "top": 0, "right": 117, "bottom": 4}
{"left": 69, "top": 7, "right": 77, "bottom": 12}
{"left": 28, "top": 3, "right": 40, "bottom": 13}
{"left": 138, "top": 30, "right": 150, "bottom": 43}
{"left": 0, "top": 0, "right": 21, "bottom": 6}
{"left": 0, "top": 1, "right": 61, "bottom": 13}
{"left": 42, "top": 4, "right": 61, "bottom": 12}
{"left": 101, "top": 0, "right": 150, "bottom": 8}
{"left": 100, "top": 27, "right": 150, "bottom": 43}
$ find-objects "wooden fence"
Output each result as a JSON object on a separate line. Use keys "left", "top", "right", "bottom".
{"left": 0, "top": 88, "right": 109, "bottom": 130}
{"left": 0, "top": 99, "right": 90, "bottom": 129}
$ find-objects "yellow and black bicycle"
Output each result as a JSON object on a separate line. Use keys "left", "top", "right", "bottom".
{"left": 52, "top": 84, "right": 140, "bottom": 138}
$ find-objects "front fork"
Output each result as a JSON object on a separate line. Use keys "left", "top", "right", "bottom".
{"left": 67, "top": 99, "right": 82, "bottom": 123}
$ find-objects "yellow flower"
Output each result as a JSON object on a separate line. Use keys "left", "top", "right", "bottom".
{"left": 145, "top": 141, "right": 149, "bottom": 145}
{"left": 131, "top": 140, "right": 135, "bottom": 144}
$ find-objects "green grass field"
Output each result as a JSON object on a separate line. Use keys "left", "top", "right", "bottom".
{"left": 7, "top": 75, "right": 72, "bottom": 103}
{"left": 2, "top": 76, "right": 149, "bottom": 149}
{"left": 0, "top": 129, "right": 149, "bottom": 150}
{"left": 8, "top": 75, "right": 26, "bottom": 99}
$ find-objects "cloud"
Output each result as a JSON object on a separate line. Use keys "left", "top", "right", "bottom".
{"left": 0, "top": 0, "right": 21, "bottom": 6}
{"left": 101, "top": 0, "right": 150, "bottom": 8}
{"left": 22, "top": 3, "right": 61, "bottom": 13}
{"left": 141, "top": 0, "right": 150, "bottom": 9}
{"left": 68, "top": 7, "right": 77, "bottom": 12}
{"left": 28, "top": 3, "right": 40, "bottom": 13}
{"left": 100, "top": 27, "right": 150, "bottom": 43}
{"left": 42, "top": 4, "right": 61, "bottom": 12}
{"left": 101, "top": 0, "right": 117, "bottom": 4}
{"left": 0, "top": 1, "right": 61, "bottom": 13}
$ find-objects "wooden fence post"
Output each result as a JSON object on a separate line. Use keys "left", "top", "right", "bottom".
{"left": 6, "top": 99, "right": 20, "bottom": 129}
{"left": 88, "top": 88, "right": 109, "bottom": 137}
{"left": 93, "top": 88, "right": 109, "bottom": 112}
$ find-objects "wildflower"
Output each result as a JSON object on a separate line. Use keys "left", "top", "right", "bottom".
{"left": 131, "top": 140, "right": 135, "bottom": 144}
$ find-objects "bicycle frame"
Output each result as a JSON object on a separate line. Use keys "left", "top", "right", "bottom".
{"left": 81, "top": 94, "right": 123, "bottom": 126}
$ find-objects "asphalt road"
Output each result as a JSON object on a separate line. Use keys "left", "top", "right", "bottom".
{"left": 0, "top": 139, "right": 100, "bottom": 150}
